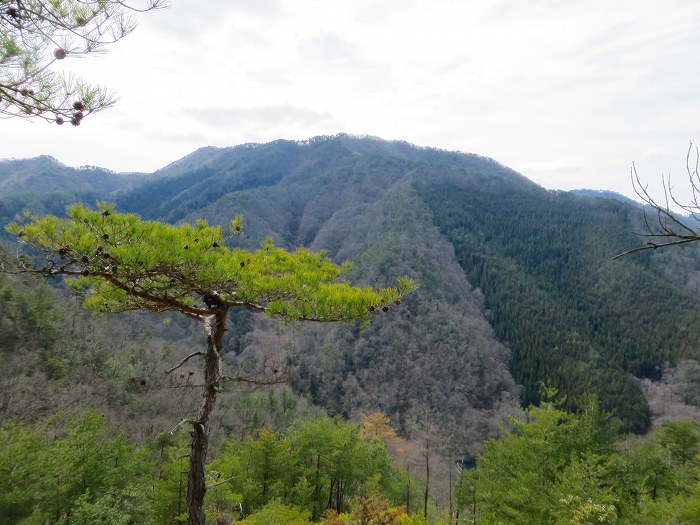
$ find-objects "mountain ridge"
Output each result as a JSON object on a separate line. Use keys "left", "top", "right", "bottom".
{"left": 2, "top": 134, "right": 699, "bottom": 448}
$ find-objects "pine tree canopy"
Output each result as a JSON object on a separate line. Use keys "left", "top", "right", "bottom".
{"left": 6, "top": 202, "right": 416, "bottom": 323}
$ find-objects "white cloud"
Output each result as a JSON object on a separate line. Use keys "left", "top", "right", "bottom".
{"left": 2, "top": 0, "right": 700, "bottom": 203}
{"left": 183, "top": 105, "right": 336, "bottom": 130}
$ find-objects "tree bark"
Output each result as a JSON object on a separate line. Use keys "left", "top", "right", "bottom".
{"left": 187, "top": 310, "right": 226, "bottom": 525}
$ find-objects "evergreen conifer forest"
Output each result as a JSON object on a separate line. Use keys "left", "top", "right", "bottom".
{"left": 2, "top": 135, "right": 700, "bottom": 523}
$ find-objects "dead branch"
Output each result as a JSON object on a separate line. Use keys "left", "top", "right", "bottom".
{"left": 169, "top": 418, "right": 196, "bottom": 435}
{"left": 164, "top": 351, "right": 204, "bottom": 375}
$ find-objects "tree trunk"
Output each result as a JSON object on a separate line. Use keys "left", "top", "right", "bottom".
{"left": 448, "top": 462, "right": 453, "bottom": 521}
{"left": 313, "top": 453, "right": 322, "bottom": 520}
{"left": 405, "top": 464, "right": 411, "bottom": 514}
{"left": 187, "top": 311, "right": 226, "bottom": 525}
{"left": 423, "top": 452, "right": 429, "bottom": 520}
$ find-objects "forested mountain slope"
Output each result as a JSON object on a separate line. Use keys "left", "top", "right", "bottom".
{"left": 419, "top": 182, "right": 700, "bottom": 432}
{"left": 112, "top": 136, "right": 521, "bottom": 450}
{"left": 0, "top": 156, "right": 136, "bottom": 233}
{"left": 2, "top": 134, "right": 699, "bottom": 448}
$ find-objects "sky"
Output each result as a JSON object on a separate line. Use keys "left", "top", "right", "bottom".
{"left": 3, "top": 0, "right": 700, "bottom": 202}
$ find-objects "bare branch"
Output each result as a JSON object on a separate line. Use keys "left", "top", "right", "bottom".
{"left": 206, "top": 477, "right": 238, "bottom": 490}
{"left": 220, "top": 374, "right": 289, "bottom": 387}
{"left": 164, "top": 351, "right": 204, "bottom": 375}
{"left": 618, "top": 145, "right": 700, "bottom": 258}
{"left": 169, "top": 417, "right": 196, "bottom": 435}
{"left": 612, "top": 238, "right": 700, "bottom": 259}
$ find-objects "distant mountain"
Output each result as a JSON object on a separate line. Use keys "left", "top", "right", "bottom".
{"left": 3, "top": 134, "right": 700, "bottom": 449}
{"left": 569, "top": 188, "right": 643, "bottom": 207}
{"left": 0, "top": 156, "right": 138, "bottom": 238}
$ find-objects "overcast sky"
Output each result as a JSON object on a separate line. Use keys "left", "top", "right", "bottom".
{"left": 3, "top": 0, "right": 700, "bottom": 201}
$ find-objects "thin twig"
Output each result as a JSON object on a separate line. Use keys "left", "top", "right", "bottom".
{"left": 612, "top": 238, "right": 700, "bottom": 259}
{"left": 617, "top": 147, "right": 700, "bottom": 258}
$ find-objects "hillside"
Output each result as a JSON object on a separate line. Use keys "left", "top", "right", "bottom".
{"left": 0, "top": 156, "right": 137, "bottom": 234}
{"left": 2, "top": 134, "right": 700, "bottom": 449}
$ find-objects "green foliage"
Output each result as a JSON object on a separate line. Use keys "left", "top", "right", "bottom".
{"left": 238, "top": 499, "right": 313, "bottom": 525}
{"left": 3, "top": 403, "right": 699, "bottom": 525}
{"left": 473, "top": 399, "right": 621, "bottom": 524}
{"left": 0, "top": 421, "right": 46, "bottom": 523}
{"left": 149, "top": 435, "right": 190, "bottom": 525}
{"left": 465, "top": 400, "right": 700, "bottom": 525}
{"left": 0, "top": 411, "right": 154, "bottom": 525}
{"left": 454, "top": 468, "right": 477, "bottom": 524}
{"left": 208, "top": 427, "right": 295, "bottom": 514}
{"left": 289, "top": 416, "right": 401, "bottom": 518}
{"left": 676, "top": 470, "right": 700, "bottom": 524}
{"left": 556, "top": 494, "right": 617, "bottom": 525}
{"left": 614, "top": 440, "right": 676, "bottom": 507}
{"left": 7, "top": 203, "right": 414, "bottom": 322}
{"left": 69, "top": 490, "right": 141, "bottom": 525}
{"left": 0, "top": 409, "right": 416, "bottom": 524}
{"left": 0, "top": 245, "right": 62, "bottom": 356}
{"left": 205, "top": 415, "right": 405, "bottom": 521}
{"left": 659, "top": 419, "right": 700, "bottom": 465}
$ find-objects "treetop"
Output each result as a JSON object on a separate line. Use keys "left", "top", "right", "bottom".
{"left": 6, "top": 202, "right": 416, "bottom": 323}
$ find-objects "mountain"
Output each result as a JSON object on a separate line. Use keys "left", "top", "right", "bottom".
{"left": 0, "top": 156, "right": 137, "bottom": 237}
{"left": 569, "top": 188, "right": 643, "bottom": 207}
{"left": 2, "top": 134, "right": 700, "bottom": 451}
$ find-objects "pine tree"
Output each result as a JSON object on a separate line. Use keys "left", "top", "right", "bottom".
{"left": 5, "top": 202, "right": 415, "bottom": 524}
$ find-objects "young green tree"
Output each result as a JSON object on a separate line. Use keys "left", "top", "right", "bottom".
{"left": 474, "top": 397, "right": 617, "bottom": 525}
{"left": 659, "top": 419, "right": 700, "bottom": 466}
{"left": 237, "top": 499, "right": 312, "bottom": 525}
{"left": 150, "top": 445, "right": 191, "bottom": 525}
{"left": 0, "top": 421, "right": 46, "bottom": 523}
{"left": 288, "top": 416, "right": 356, "bottom": 518}
{"left": 5, "top": 202, "right": 415, "bottom": 525}
{"left": 0, "top": 412, "right": 154, "bottom": 525}
{"left": 207, "top": 415, "right": 404, "bottom": 520}
{"left": 210, "top": 427, "right": 296, "bottom": 514}
{"left": 0, "top": 0, "right": 165, "bottom": 124}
